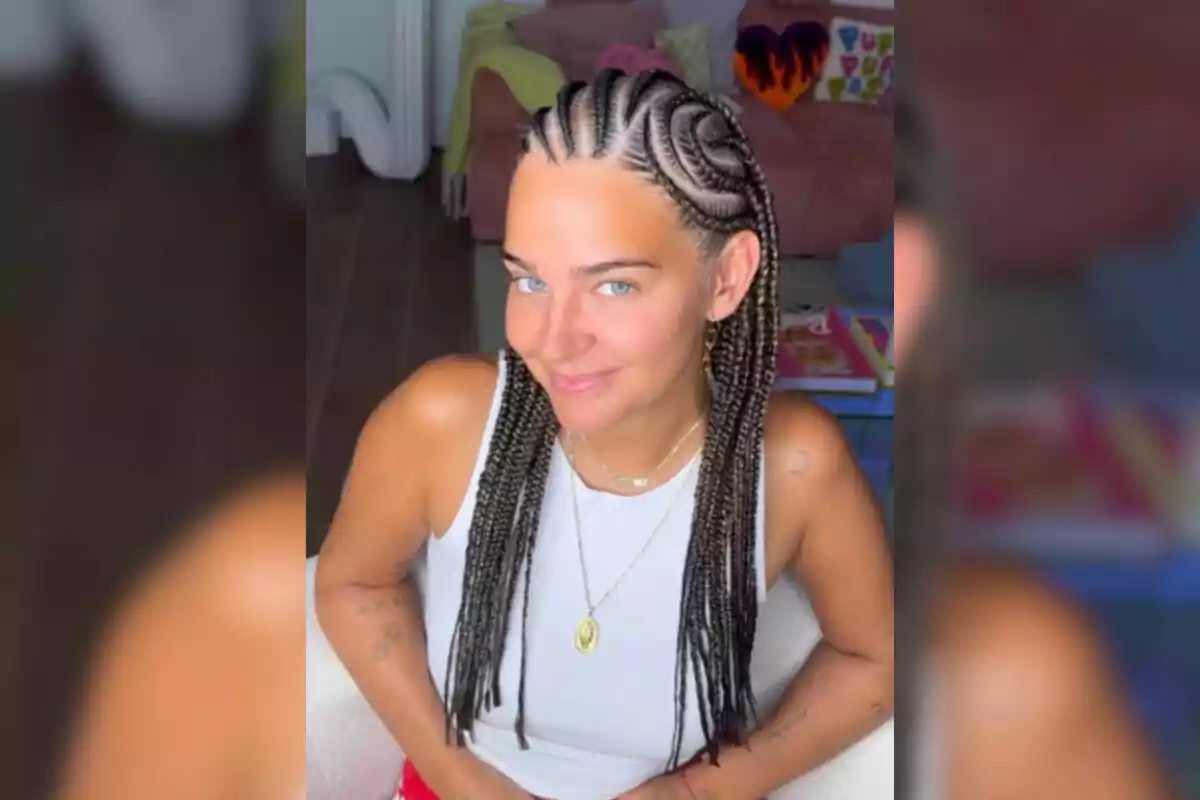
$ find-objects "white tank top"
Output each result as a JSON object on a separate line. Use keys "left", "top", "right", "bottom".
{"left": 420, "top": 354, "right": 880, "bottom": 799}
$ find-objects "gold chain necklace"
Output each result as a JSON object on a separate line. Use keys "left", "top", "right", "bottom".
{"left": 564, "top": 437, "right": 698, "bottom": 654}
{"left": 580, "top": 414, "right": 704, "bottom": 491}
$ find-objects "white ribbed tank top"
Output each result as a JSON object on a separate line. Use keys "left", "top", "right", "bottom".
{"left": 420, "top": 354, "right": 893, "bottom": 799}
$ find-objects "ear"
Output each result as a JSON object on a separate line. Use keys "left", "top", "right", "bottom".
{"left": 706, "top": 229, "right": 761, "bottom": 322}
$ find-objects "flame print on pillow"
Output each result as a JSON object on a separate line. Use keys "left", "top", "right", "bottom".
{"left": 733, "top": 21, "right": 829, "bottom": 111}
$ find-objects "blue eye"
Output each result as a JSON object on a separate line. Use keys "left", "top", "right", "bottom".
{"left": 598, "top": 281, "right": 634, "bottom": 297}
{"left": 512, "top": 275, "right": 548, "bottom": 294}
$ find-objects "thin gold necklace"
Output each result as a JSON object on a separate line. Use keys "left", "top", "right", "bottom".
{"left": 580, "top": 413, "right": 705, "bottom": 491}
{"left": 564, "top": 437, "right": 697, "bottom": 654}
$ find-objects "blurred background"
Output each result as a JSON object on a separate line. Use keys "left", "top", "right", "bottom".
{"left": 1, "top": 0, "right": 304, "bottom": 795}
{"left": 906, "top": 0, "right": 1200, "bottom": 793}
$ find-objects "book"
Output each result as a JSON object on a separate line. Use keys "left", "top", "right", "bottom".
{"left": 954, "top": 386, "right": 1167, "bottom": 557}
{"left": 774, "top": 306, "right": 879, "bottom": 395}
{"left": 1098, "top": 390, "right": 1200, "bottom": 542}
{"left": 847, "top": 312, "right": 894, "bottom": 387}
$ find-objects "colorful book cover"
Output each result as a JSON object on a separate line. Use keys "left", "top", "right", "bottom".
{"left": 774, "top": 306, "right": 879, "bottom": 395}
{"left": 955, "top": 386, "right": 1166, "bottom": 556}
{"left": 847, "top": 312, "right": 894, "bottom": 387}
{"left": 1098, "top": 391, "right": 1200, "bottom": 543}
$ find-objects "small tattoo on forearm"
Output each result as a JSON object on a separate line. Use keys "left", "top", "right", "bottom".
{"left": 371, "top": 638, "right": 393, "bottom": 661}
{"left": 371, "top": 622, "right": 405, "bottom": 661}
{"left": 768, "top": 707, "right": 807, "bottom": 741}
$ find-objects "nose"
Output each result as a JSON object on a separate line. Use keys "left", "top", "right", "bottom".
{"left": 536, "top": 288, "right": 591, "bottom": 364}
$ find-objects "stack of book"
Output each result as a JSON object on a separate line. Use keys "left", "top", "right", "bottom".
{"left": 954, "top": 385, "right": 1194, "bottom": 557}
{"left": 1097, "top": 389, "right": 1200, "bottom": 544}
{"left": 773, "top": 306, "right": 893, "bottom": 394}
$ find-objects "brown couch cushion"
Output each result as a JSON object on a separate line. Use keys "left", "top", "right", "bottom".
{"left": 509, "top": 0, "right": 667, "bottom": 81}
{"left": 738, "top": 94, "right": 891, "bottom": 254}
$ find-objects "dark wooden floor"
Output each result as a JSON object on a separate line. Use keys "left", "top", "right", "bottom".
{"left": 1, "top": 68, "right": 304, "bottom": 796}
{"left": 306, "top": 148, "right": 477, "bottom": 556}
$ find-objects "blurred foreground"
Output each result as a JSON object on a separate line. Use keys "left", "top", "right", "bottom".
{"left": 1, "top": 0, "right": 305, "bottom": 793}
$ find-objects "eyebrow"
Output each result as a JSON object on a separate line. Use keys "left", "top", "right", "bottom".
{"left": 501, "top": 250, "right": 660, "bottom": 276}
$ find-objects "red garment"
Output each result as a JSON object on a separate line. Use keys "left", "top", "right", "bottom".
{"left": 395, "top": 761, "right": 437, "bottom": 800}
{"left": 395, "top": 756, "right": 714, "bottom": 798}
{"left": 396, "top": 761, "right": 551, "bottom": 800}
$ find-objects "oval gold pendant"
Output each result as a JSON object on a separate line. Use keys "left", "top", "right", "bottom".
{"left": 574, "top": 615, "right": 599, "bottom": 653}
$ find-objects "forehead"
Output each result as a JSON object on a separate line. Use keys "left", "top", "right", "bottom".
{"left": 505, "top": 154, "right": 688, "bottom": 264}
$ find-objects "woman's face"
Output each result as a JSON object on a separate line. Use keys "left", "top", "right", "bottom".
{"left": 503, "top": 153, "right": 714, "bottom": 434}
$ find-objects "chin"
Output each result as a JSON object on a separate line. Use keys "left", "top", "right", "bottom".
{"left": 545, "top": 393, "right": 625, "bottom": 437}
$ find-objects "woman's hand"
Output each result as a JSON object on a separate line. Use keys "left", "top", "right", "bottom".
{"left": 459, "top": 756, "right": 537, "bottom": 799}
{"left": 618, "top": 772, "right": 697, "bottom": 799}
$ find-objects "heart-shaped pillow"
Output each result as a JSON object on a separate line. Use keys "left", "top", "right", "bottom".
{"left": 733, "top": 21, "right": 829, "bottom": 111}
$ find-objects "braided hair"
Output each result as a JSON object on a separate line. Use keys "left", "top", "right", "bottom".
{"left": 442, "top": 69, "right": 781, "bottom": 769}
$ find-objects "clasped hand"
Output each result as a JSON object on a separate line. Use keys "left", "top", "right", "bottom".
{"left": 617, "top": 772, "right": 698, "bottom": 799}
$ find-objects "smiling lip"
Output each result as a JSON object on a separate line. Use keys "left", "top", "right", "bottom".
{"left": 548, "top": 369, "right": 617, "bottom": 395}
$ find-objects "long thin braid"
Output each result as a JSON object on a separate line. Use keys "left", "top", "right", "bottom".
{"left": 442, "top": 69, "right": 781, "bottom": 768}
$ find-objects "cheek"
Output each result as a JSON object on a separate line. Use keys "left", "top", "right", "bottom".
{"left": 504, "top": 291, "right": 538, "bottom": 350}
{"left": 596, "top": 300, "right": 679, "bottom": 354}
{"left": 592, "top": 289, "right": 699, "bottom": 364}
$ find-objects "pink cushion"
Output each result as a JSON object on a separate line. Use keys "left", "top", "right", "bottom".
{"left": 595, "top": 43, "right": 683, "bottom": 79}
{"left": 509, "top": 1, "right": 667, "bottom": 82}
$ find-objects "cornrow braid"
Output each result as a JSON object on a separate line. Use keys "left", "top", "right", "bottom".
{"left": 441, "top": 69, "right": 781, "bottom": 769}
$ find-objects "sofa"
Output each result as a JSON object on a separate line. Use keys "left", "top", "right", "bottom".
{"left": 466, "top": 0, "right": 893, "bottom": 258}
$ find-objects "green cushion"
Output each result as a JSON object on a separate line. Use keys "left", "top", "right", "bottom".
{"left": 655, "top": 23, "right": 712, "bottom": 92}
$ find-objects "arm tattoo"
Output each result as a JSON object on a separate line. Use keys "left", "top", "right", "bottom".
{"left": 767, "top": 707, "right": 807, "bottom": 743}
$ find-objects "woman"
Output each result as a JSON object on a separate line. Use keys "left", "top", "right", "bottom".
{"left": 315, "top": 69, "right": 894, "bottom": 800}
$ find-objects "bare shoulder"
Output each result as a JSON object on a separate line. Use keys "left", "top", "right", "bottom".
{"left": 340, "top": 353, "right": 500, "bottom": 543}
{"left": 762, "top": 392, "right": 856, "bottom": 487}
{"left": 938, "top": 561, "right": 1115, "bottom": 704}
{"left": 97, "top": 474, "right": 306, "bottom": 650}
{"left": 760, "top": 393, "right": 881, "bottom": 581}
{"left": 55, "top": 476, "right": 306, "bottom": 800}
{"left": 368, "top": 353, "right": 499, "bottom": 443}
{"left": 181, "top": 472, "right": 306, "bottom": 634}
{"left": 939, "top": 561, "right": 1171, "bottom": 798}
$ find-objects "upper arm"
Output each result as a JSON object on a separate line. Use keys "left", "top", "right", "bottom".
{"left": 315, "top": 355, "right": 497, "bottom": 591}
{"left": 944, "top": 566, "right": 1172, "bottom": 799}
{"left": 766, "top": 399, "right": 893, "bottom": 665}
